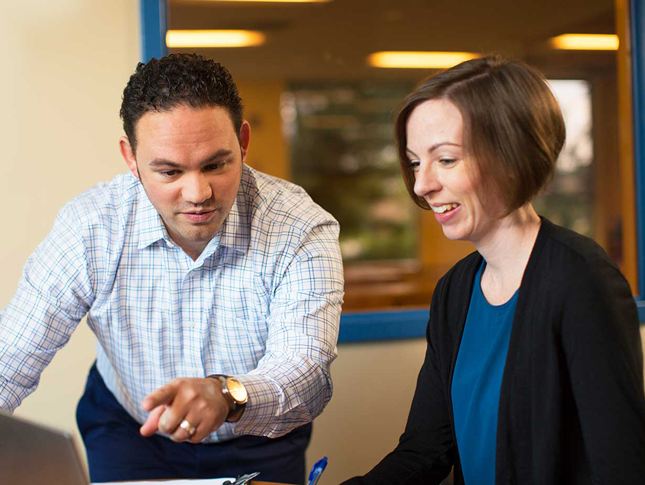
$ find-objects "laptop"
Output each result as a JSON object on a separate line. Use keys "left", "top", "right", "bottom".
{"left": 0, "top": 412, "right": 89, "bottom": 485}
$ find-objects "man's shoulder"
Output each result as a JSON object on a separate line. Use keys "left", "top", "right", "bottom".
{"left": 58, "top": 172, "right": 140, "bottom": 228}
{"left": 243, "top": 166, "right": 337, "bottom": 230}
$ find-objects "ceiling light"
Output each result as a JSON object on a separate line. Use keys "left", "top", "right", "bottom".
{"left": 166, "top": 30, "right": 266, "bottom": 48}
{"left": 186, "top": 0, "right": 330, "bottom": 3}
{"left": 549, "top": 34, "right": 619, "bottom": 50}
{"left": 368, "top": 51, "right": 479, "bottom": 69}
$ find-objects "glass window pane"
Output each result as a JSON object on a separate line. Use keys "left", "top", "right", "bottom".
{"left": 168, "top": 0, "right": 630, "bottom": 311}
{"left": 285, "top": 83, "right": 417, "bottom": 262}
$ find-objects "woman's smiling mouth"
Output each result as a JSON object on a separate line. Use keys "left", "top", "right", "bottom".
{"left": 431, "top": 203, "right": 459, "bottom": 214}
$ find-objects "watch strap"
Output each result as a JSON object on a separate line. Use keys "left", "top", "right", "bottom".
{"left": 208, "top": 374, "right": 247, "bottom": 423}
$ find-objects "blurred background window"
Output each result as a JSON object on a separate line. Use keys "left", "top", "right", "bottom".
{"left": 536, "top": 80, "right": 595, "bottom": 238}
{"left": 284, "top": 83, "right": 417, "bottom": 263}
{"left": 167, "top": 0, "right": 631, "bottom": 312}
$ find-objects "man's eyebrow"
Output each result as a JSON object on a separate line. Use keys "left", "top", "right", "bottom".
{"left": 148, "top": 149, "right": 235, "bottom": 168}
{"left": 201, "top": 149, "right": 234, "bottom": 164}
{"left": 149, "top": 159, "right": 181, "bottom": 168}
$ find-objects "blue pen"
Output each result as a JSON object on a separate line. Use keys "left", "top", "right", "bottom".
{"left": 307, "top": 456, "right": 328, "bottom": 485}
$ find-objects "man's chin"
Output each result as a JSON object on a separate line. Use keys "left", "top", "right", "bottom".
{"left": 165, "top": 217, "right": 222, "bottom": 247}
{"left": 183, "top": 225, "right": 221, "bottom": 244}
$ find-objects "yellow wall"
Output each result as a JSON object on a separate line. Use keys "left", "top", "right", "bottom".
{"left": 0, "top": 0, "right": 140, "bottom": 463}
{"left": 237, "top": 79, "right": 290, "bottom": 180}
{"left": 307, "top": 339, "right": 427, "bottom": 483}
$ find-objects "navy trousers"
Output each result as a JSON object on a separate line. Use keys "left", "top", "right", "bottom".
{"left": 76, "top": 364, "right": 312, "bottom": 484}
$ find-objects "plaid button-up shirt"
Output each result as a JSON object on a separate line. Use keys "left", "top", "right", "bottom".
{"left": 0, "top": 165, "right": 344, "bottom": 442}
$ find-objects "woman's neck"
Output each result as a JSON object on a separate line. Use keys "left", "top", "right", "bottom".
{"left": 476, "top": 204, "right": 541, "bottom": 305}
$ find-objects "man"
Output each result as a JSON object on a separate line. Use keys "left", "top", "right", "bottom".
{"left": 0, "top": 54, "right": 344, "bottom": 484}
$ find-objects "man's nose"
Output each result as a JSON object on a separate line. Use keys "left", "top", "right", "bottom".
{"left": 183, "top": 173, "right": 213, "bottom": 204}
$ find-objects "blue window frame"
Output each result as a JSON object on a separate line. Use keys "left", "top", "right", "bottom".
{"left": 139, "top": 0, "right": 168, "bottom": 63}
{"left": 630, "top": 0, "right": 645, "bottom": 321}
{"left": 139, "top": 0, "right": 645, "bottom": 342}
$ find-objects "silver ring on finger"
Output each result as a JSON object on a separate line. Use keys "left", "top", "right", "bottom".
{"left": 179, "top": 419, "right": 197, "bottom": 437}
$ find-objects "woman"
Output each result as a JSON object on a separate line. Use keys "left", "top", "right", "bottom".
{"left": 341, "top": 56, "right": 645, "bottom": 484}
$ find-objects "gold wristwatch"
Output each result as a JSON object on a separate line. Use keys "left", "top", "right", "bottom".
{"left": 209, "top": 375, "right": 248, "bottom": 422}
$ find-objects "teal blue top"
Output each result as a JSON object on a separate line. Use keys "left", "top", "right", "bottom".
{"left": 451, "top": 262, "right": 519, "bottom": 484}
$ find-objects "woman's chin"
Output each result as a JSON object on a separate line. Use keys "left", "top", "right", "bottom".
{"left": 441, "top": 225, "right": 468, "bottom": 242}
{"left": 442, "top": 231, "right": 467, "bottom": 242}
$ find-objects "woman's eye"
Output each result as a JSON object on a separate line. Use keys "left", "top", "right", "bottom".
{"left": 409, "top": 160, "right": 421, "bottom": 171}
{"left": 439, "top": 158, "right": 457, "bottom": 166}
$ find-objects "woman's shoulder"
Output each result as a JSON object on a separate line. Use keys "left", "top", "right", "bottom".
{"left": 538, "top": 220, "right": 640, "bottom": 356}
{"left": 540, "top": 218, "right": 608, "bottom": 256}
{"left": 530, "top": 218, "right": 632, "bottom": 302}
{"left": 537, "top": 218, "right": 621, "bottom": 278}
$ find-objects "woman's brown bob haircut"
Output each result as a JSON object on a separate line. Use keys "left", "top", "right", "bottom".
{"left": 395, "top": 55, "right": 566, "bottom": 214}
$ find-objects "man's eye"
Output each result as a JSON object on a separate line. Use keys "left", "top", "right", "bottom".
{"left": 160, "top": 170, "right": 179, "bottom": 177}
{"left": 205, "top": 162, "right": 226, "bottom": 171}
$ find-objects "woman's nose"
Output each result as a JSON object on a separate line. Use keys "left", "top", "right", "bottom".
{"left": 413, "top": 164, "right": 440, "bottom": 198}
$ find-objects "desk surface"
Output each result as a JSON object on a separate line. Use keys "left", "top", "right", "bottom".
{"left": 130, "top": 480, "right": 290, "bottom": 485}
{"left": 127, "top": 480, "right": 292, "bottom": 484}
{"left": 252, "top": 482, "right": 292, "bottom": 485}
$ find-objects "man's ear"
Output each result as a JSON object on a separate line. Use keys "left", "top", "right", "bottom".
{"left": 238, "top": 121, "right": 251, "bottom": 164}
{"left": 119, "top": 136, "right": 139, "bottom": 179}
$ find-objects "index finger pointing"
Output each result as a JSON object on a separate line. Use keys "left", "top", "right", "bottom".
{"left": 140, "top": 404, "right": 166, "bottom": 437}
{"left": 142, "top": 381, "right": 179, "bottom": 411}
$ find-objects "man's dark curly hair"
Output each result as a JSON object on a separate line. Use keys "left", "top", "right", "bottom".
{"left": 120, "top": 53, "right": 244, "bottom": 153}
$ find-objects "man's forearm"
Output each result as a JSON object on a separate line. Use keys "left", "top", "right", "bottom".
{"left": 231, "top": 355, "right": 334, "bottom": 438}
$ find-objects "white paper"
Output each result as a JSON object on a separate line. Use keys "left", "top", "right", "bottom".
{"left": 95, "top": 479, "right": 235, "bottom": 485}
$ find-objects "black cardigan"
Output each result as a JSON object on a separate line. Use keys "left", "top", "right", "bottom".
{"left": 342, "top": 219, "right": 645, "bottom": 484}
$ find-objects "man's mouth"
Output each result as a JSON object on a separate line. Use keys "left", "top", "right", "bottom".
{"left": 181, "top": 210, "right": 216, "bottom": 223}
{"left": 431, "top": 203, "right": 459, "bottom": 214}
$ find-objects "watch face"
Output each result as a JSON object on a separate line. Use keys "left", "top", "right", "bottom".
{"left": 227, "top": 378, "right": 248, "bottom": 404}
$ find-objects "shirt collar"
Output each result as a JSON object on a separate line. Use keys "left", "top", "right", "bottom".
{"left": 134, "top": 165, "right": 255, "bottom": 254}
{"left": 135, "top": 184, "right": 169, "bottom": 250}
{"left": 218, "top": 164, "right": 253, "bottom": 254}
